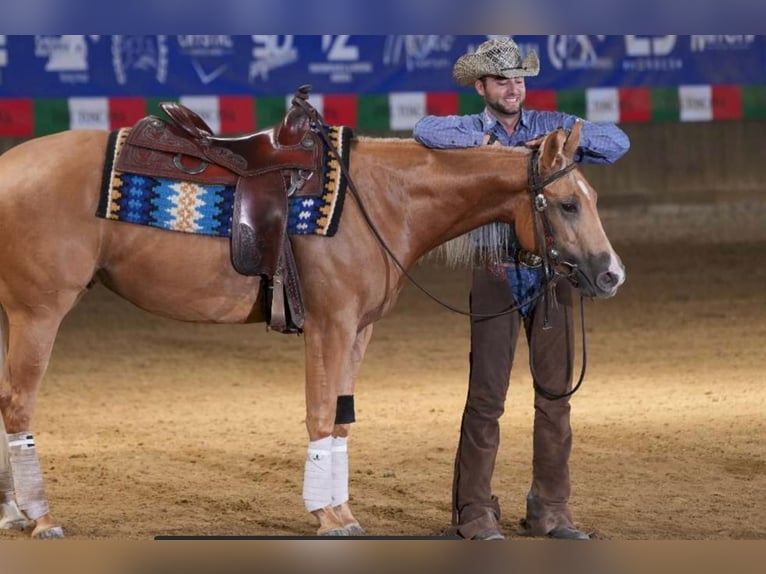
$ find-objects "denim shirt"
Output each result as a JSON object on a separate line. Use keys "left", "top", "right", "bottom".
{"left": 413, "top": 107, "right": 630, "bottom": 164}
{"left": 412, "top": 107, "right": 630, "bottom": 315}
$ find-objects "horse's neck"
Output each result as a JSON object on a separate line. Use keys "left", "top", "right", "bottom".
{"left": 402, "top": 145, "right": 530, "bottom": 258}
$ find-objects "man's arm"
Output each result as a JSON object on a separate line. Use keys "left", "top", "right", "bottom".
{"left": 523, "top": 110, "right": 629, "bottom": 164}
{"left": 412, "top": 115, "right": 485, "bottom": 149}
{"left": 552, "top": 112, "right": 630, "bottom": 165}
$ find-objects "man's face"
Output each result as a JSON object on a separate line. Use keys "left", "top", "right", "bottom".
{"left": 475, "top": 76, "right": 526, "bottom": 117}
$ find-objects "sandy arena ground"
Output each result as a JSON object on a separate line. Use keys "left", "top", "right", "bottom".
{"left": 1, "top": 198, "right": 764, "bottom": 540}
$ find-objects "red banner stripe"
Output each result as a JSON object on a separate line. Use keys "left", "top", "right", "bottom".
{"left": 712, "top": 85, "right": 742, "bottom": 120}
{"left": 322, "top": 94, "right": 358, "bottom": 128}
{"left": 426, "top": 92, "right": 459, "bottom": 116}
{"left": 219, "top": 96, "right": 255, "bottom": 134}
{"left": 109, "top": 98, "right": 147, "bottom": 131}
{"left": 619, "top": 88, "right": 651, "bottom": 123}
{"left": 0, "top": 99, "right": 34, "bottom": 137}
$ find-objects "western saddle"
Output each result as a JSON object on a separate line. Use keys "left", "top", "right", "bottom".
{"left": 115, "top": 84, "right": 328, "bottom": 334}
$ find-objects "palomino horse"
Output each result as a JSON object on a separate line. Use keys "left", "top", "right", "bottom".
{"left": 0, "top": 119, "right": 624, "bottom": 538}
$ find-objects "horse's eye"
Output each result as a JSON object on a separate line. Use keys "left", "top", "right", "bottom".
{"left": 561, "top": 202, "right": 578, "bottom": 214}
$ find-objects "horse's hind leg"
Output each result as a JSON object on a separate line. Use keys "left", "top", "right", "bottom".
{"left": 0, "top": 305, "right": 67, "bottom": 539}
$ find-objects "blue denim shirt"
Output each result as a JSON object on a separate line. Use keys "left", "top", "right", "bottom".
{"left": 413, "top": 107, "right": 630, "bottom": 315}
{"left": 413, "top": 107, "right": 630, "bottom": 164}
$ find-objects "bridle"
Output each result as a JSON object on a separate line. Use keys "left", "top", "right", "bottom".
{"left": 295, "top": 91, "right": 587, "bottom": 401}
{"left": 526, "top": 148, "right": 587, "bottom": 401}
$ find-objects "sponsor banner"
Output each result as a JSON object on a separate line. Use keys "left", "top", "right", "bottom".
{"left": 389, "top": 92, "right": 426, "bottom": 131}
{"left": 2, "top": 86, "right": 766, "bottom": 137}
{"left": 0, "top": 36, "right": 765, "bottom": 99}
{"left": 679, "top": 85, "right": 713, "bottom": 122}
{"left": 586, "top": 88, "right": 620, "bottom": 123}
{"left": 68, "top": 97, "right": 109, "bottom": 130}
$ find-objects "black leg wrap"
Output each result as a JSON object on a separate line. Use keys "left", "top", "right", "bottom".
{"left": 335, "top": 395, "right": 355, "bottom": 424}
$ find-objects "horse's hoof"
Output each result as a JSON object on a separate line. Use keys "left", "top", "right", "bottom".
{"left": 318, "top": 527, "right": 347, "bottom": 537}
{"left": 0, "top": 516, "right": 29, "bottom": 531}
{"left": 343, "top": 523, "right": 365, "bottom": 536}
{"left": 32, "top": 525, "right": 65, "bottom": 539}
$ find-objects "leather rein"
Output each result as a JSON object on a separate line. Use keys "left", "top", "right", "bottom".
{"left": 296, "top": 95, "right": 586, "bottom": 400}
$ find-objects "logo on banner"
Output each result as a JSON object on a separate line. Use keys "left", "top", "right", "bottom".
{"left": 547, "top": 36, "right": 612, "bottom": 71}
{"left": 34, "top": 35, "right": 100, "bottom": 84}
{"left": 0, "top": 36, "right": 6, "bottom": 84}
{"left": 249, "top": 35, "right": 299, "bottom": 82}
{"left": 623, "top": 35, "right": 682, "bottom": 72}
{"left": 112, "top": 36, "right": 169, "bottom": 86}
{"left": 176, "top": 35, "right": 234, "bottom": 85}
{"left": 307, "top": 35, "right": 373, "bottom": 84}
{"left": 383, "top": 36, "right": 455, "bottom": 71}
{"left": 690, "top": 35, "right": 756, "bottom": 52}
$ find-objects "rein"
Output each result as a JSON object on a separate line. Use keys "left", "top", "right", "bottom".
{"left": 295, "top": 92, "right": 586, "bottom": 400}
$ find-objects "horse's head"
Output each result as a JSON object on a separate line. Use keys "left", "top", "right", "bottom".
{"left": 514, "top": 121, "right": 625, "bottom": 299}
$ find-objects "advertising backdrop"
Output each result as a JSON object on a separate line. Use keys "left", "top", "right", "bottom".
{"left": 1, "top": 35, "right": 765, "bottom": 136}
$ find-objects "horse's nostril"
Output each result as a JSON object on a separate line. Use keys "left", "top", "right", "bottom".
{"left": 596, "top": 271, "right": 618, "bottom": 292}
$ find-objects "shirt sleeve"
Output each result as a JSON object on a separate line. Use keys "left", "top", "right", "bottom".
{"left": 412, "top": 115, "right": 485, "bottom": 149}
{"left": 553, "top": 112, "right": 630, "bottom": 165}
{"left": 522, "top": 111, "right": 629, "bottom": 165}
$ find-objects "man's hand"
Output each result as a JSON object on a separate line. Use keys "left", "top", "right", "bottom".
{"left": 525, "top": 135, "right": 545, "bottom": 149}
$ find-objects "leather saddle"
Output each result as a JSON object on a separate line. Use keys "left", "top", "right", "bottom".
{"left": 114, "top": 84, "right": 326, "bottom": 333}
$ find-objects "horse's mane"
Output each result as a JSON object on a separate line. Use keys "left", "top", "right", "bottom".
{"left": 423, "top": 223, "right": 514, "bottom": 269}
{"left": 352, "top": 137, "right": 526, "bottom": 268}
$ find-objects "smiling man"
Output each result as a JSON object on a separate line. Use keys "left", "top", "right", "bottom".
{"left": 413, "top": 37, "right": 630, "bottom": 541}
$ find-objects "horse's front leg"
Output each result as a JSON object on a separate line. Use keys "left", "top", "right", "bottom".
{"left": 302, "top": 322, "right": 373, "bottom": 536}
{"left": 0, "top": 419, "right": 31, "bottom": 531}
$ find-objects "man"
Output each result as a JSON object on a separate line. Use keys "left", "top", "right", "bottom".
{"left": 413, "top": 37, "right": 630, "bottom": 540}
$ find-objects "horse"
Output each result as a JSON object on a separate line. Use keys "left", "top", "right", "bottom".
{"left": 0, "top": 118, "right": 625, "bottom": 538}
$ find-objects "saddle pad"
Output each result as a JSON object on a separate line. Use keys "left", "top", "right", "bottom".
{"left": 96, "top": 125, "right": 352, "bottom": 237}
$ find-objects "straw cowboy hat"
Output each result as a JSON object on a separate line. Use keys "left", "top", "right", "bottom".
{"left": 453, "top": 37, "right": 540, "bottom": 86}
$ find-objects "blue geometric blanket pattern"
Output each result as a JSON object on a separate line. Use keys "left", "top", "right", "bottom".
{"left": 96, "top": 124, "right": 352, "bottom": 238}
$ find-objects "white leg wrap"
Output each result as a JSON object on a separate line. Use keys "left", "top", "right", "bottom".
{"left": 302, "top": 436, "right": 333, "bottom": 512}
{"left": 8, "top": 432, "right": 49, "bottom": 520}
{"left": 331, "top": 436, "right": 349, "bottom": 506}
{"left": 0, "top": 430, "right": 15, "bottom": 504}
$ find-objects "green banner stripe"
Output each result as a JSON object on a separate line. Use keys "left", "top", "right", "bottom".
{"left": 458, "top": 93, "right": 484, "bottom": 115}
{"left": 650, "top": 88, "right": 680, "bottom": 122}
{"left": 741, "top": 85, "right": 766, "bottom": 119}
{"left": 33, "top": 99, "right": 69, "bottom": 136}
{"left": 357, "top": 94, "right": 390, "bottom": 132}
{"left": 556, "top": 90, "right": 586, "bottom": 118}
{"left": 255, "top": 97, "right": 288, "bottom": 129}
{"left": 146, "top": 97, "right": 178, "bottom": 119}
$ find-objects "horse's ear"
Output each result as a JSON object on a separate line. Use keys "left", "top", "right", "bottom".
{"left": 563, "top": 120, "right": 582, "bottom": 159}
{"left": 540, "top": 129, "right": 567, "bottom": 171}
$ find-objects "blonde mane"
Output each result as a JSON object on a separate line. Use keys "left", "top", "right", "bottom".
{"left": 424, "top": 223, "right": 515, "bottom": 269}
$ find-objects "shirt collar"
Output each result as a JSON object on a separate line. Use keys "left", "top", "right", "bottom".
{"left": 481, "top": 107, "right": 530, "bottom": 134}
